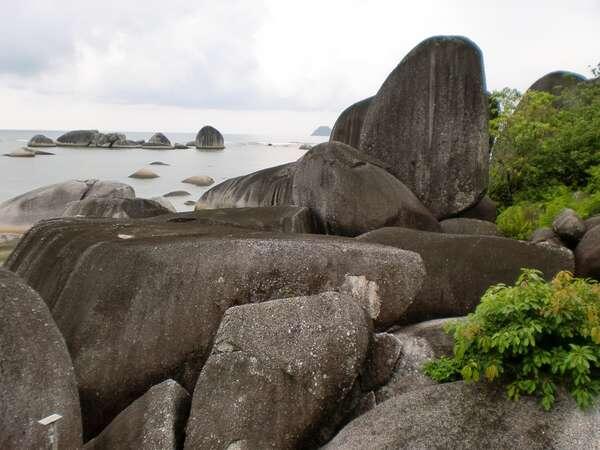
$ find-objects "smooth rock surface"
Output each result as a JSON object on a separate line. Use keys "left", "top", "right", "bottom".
{"left": 358, "top": 227, "right": 574, "bottom": 323}
{"left": 311, "top": 125, "right": 332, "bottom": 136}
{"left": 163, "top": 190, "right": 191, "bottom": 197}
{"left": 57, "top": 130, "right": 99, "bottom": 146}
{"left": 575, "top": 224, "right": 600, "bottom": 279}
{"left": 7, "top": 218, "right": 424, "bottom": 437}
{"left": 4, "top": 147, "right": 35, "bottom": 157}
{"left": 359, "top": 36, "right": 489, "bottom": 219}
{"left": 195, "top": 125, "right": 225, "bottom": 149}
{"left": 63, "top": 198, "right": 172, "bottom": 219}
{"left": 27, "top": 134, "right": 55, "bottom": 147}
{"left": 0, "top": 268, "right": 82, "bottom": 449}
{"left": 440, "top": 218, "right": 499, "bottom": 236}
{"left": 184, "top": 292, "right": 371, "bottom": 449}
{"left": 143, "top": 132, "right": 172, "bottom": 148}
{"left": 330, "top": 97, "right": 373, "bottom": 149}
{"left": 182, "top": 175, "right": 214, "bottom": 186}
{"left": 531, "top": 227, "right": 567, "bottom": 248}
{"left": 553, "top": 208, "right": 586, "bottom": 246}
{"left": 129, "top": 168, "right": 159, "bottom": 179}
{"left": 324, "top": 381, "right": 600, "bottom": 449}
{"left": 455, "top": 195, "right": 497, "bottom": 222}
{"left": 292, "top": 142, "right": 441, "bottom": 236}
{"left": 84, "top": 380, "right": 190, "bottom": 450}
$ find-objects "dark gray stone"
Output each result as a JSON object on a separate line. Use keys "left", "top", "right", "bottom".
{"left": 4, "top": 147, "right": 35, "bottom": 157}
{"left": 173, "top": 143, "right": 189, "bottom": 149}
{"left": 95, "top": 133, "right": 126, "bottom": 148}
{"left": 528, "top": 71, "right": 586, "bottom": 95}
{"left": 361, "top": 332, "right": 402, "bottom": 392}
{"left": 531, "top": 227, "right": 567, "bottom": 248}
{"left": 84, "top": 380, "right": 190, "bottom": 450}
{"left": 440, "top": 218, "right": 499, "bottom": 236}
{"left": 575, "top": 225, "right": 600, "bottom": 280}
{"left": 311, "top": 125, "right": 331, "bottom": 136}
{"left": 184, "top": 292, "right": 371, "bottom": 450}
{"left": 0, "top": 179, "right": 134, "bottom": 228}
{"left": 63, "top": 198, "right": 172, "bottom": 219}
{"left": 163, "top": 190, "right": 191, "bottom": 197}
{"left": 357, "top": 227, "right": 574, "bottom": 324}
{"left": 143, "top": 133, "right": 172, "bottom": 148}
{"left": 553, "top": 208, "right": 586, "bottom": 246}
{"left": 0, "top": 268, "right": 82, "bottom": 449}
{"left": 584, "top": 215, "right": 600, "bottom": 232}
{"left": 330, "top": 97, "right": 373, "bottom": 149}
{"left": 359, "top": 36, "right": 489, "bottom": 219}
{"left": 7, "top": 217, "right": 424, "bottom": 438}
{"left": 57, "top": 130, "right": 100, "bottom": 146}
{"left": 28, "top": 134, "right": 55, "bottom": 147}
{"left": 324, "top": 382, "right": 600, "bottom": 449}
{"left": 197, "top": 163, "right": 295, "bottom": 209}
{"left": 292, "top": 142, "right": 441, "bottom": 236}
{"left": 195, "top": 125, "right": 225, "bottom": 149}
{"left": 150, "top": 161, "right": 170, "bottom": 166}
{"left": 455, "top": 195, "right": 497, "bottom": 222}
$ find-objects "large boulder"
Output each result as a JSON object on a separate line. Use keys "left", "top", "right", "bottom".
{"left": 552, "top": 208, "right": 586, "bottom": 247}
{"left": 0, "top": 268, "right": 82, "bottom": 449}
{"left": 359, "top": 36, "right": 489, "bottom": 219}
{"left": 95, "top": 132, "right": 126, "bottom": 148}
{"left": 56, "top": 130, "right": 100, "bottom": 146}
{"left": 440, "top": 218, "right": 499, "bottom": 236}
{"left": 357, "top": 227, "right": 574, "bottom": 323}
{"left": 575, "top": 224, "right": 600, "bottom": 279}
{"left": 63, "top": 198, "right": 172, "bottom": 219}
{"left": 324, "top": 381, "right": 600, "bottom": 449}
{"left": 143, "top": 132, "right": 172, "bottom": 148}
{"left": 330, "top": 97, "right": 373, "bottom": 149}
{"left": 530, "top": 227, "right": 566, "bottom": 248}
{"left": 197, "top": 162, "right": 295, "bottom": 209}
{"left": 311, "top": 125, "right": 332, "bottom": 136}
{"left": 7, "top": 217, "right": 424, "bottom": 438}
{"left": 28, "top": 134, "right": 55, "bottom": 147}
{"left": 184, "top": 292, "right": 371, "bottom": 449}
{"left": 292, "top": 142, "right": 440, "bottom": 236}
{"left": 455, "top": 195, "right": 497, "bottom": 222}
{"left": 195, "top": 125, "right": 225, "bottom": 149}
{"left": 0, "top": 179, "right": 135, "bottom": 229}
{"left": 528, "top": 70, "right": 586, "bottom": 95}
{"left": 84, "top": 380, "right": 190, "bottom": 450}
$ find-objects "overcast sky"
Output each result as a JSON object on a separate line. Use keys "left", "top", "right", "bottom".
{"left": 0, "top": 0, "right": 598, "bottom": 135}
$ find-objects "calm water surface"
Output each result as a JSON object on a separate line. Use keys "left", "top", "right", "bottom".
{"left": 0, "top": 130, "right": 324, "bottom": 211}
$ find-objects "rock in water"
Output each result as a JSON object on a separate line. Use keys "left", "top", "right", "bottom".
{"left": 440, "top": 218, "right": 499, "bottom": 236}
{"left": 4, "top": 147, "right": 35, "bottom": 157}
{"left": 63, "top": 198, "right": 172, "bottom": 219}
{"left": 323, "top": 382, "right": 600, "bottom": 449}
{"left": 198, "top": 163, "right": 295, "bottom": 209}
{"left": 292, "top": 142, "right": 440, "bottom": 236}
{"left": 330, "top": 97, "right": 373, "bottom": 149}
{"left": 0, "top": 268, "right": 82, "bottom": 449}
{"left": 575, "top": 225, "right": 600, "bottom": 280}
{"left": 359, "top": 36, "right": 489, "bottom": 219}
{"left": 84, "top": 380, "right": 190, "bottom": 450}
{"left": 195, "top": 125, "right": 225, "bottom": 149}
{"left": 57, "top": 130, "right": 100, "bottom": 146}
{"left": 129, "top": 168, "right": 159, "bottom": 179}
{"left": 95, "top": 133, "right": 126, "bottom": 148}
{"left": 528, "top": 70, "right": 586, "bottom": 95}
{"left": 0, "top": 179, "right": 134, "bottom": 228}
{"left": 184, "top": 292, "right": 371, "bottom": 449}
{"left": 182, "top": 175, "right": 215, "bottom": 186}
{"left": 143, "top": 132, "right": 172, "bottom": 148}
{"left": 311, "top": 125, "right": 332, "bottom": 136}
{"left": 7, "top": 218, "right": 424, "bottom": 437}
{"left": 358, "top": 227, "right": 574, "bottom": 324}
{"left": 28, "top": 134, "right": 55, "bottom": 147}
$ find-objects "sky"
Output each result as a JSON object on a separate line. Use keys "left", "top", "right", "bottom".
{"left": 0, "top": 0, "right": 598, "bottom": 135}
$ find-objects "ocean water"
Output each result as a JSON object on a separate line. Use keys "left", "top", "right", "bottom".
{"left": 0, "top": 129, "right": 324, "bottom": 211}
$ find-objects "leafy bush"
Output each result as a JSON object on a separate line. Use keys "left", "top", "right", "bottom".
{"left": 423, "top": 269, "right": 600, "bottom": 410}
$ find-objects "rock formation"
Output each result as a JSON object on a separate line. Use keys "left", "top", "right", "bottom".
{"left": 56, "top": 130, "right": 100, "bottom": 146}
{"left": 195, "top": 125, "right": 225, "bottom": 149}
{"left": 182, "top": 175, "right": 214, "bottom": 186}
{"left": 311, "top": 125, "right": 332, "bottom": 136}
{"left": 528, "top": 70, "right": 586, "bottom": 95}
{"left": 440, "top": 218, "right": 499, "bottom": 236}
{"left": 27, "top": 134, "right": 55, "bottom": 147}
{"left": 0, "top": 268, "right": 82, "bottom": 449}
{"left": 129, "top": 168, "right": 159, "bottom": 179}
{"left": 63, "top": 198, "right": 172, "bottom": 219}
{"left": 359, "top": 36, "right": 489, "bottom": 219}
{"left": 455, "top": 195, "right": 497, "bottom": 222}
{"left": 330, "top": 97, "right": 373, "bottom": 148}
{"left": 142, "top": 133, "right": 172, "bottom": 148}
{"left": 4, "top": 147, "right": 36, "bottom": 157}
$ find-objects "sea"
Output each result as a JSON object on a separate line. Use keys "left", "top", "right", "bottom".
{"left": 0, "top": 130, "right": 325, "bottom": 211}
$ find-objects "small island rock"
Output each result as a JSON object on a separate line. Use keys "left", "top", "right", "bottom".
{"left": 195, "top": 126, "right": 225, "bottom": 149}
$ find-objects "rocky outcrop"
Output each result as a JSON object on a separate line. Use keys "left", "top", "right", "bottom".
{"left": 440, "top": 218, "right": 499, "bottom": 236}
{"left": 330, "top": 97, "right": 373, "bottom": 149}
{"left": 324, "top": 381, "right": 600, "bottom": 449}
{"left": 195, "top": 125, "right": 225, "bottom": 149}
{"left": 552, "top": 208, "right": 586, "bottom": 247}
{"left": 311, "top": 125, "right": 332, "bottom": 136}
{"left": 0, "top": 179, "right": 135, "bottom": 228}
{"left": 95, "top": 133, "right": 126, "bottom": 148}
{"left": 184, "top": 292, "right": 371, "bottom": 449}
{"left": 28, "top": 134, "right": 55, "bottom": 147}
{"left": 129, "top": 168, "right": 159, "bottom": 179}
{"left": 292, "top": 142, "right": 440, "bottom": 236}
{"left": 142, "top": 133, "right": 172, "bottom": 148}
{"left": 7, "top": 217, "right": 424, "bottom": 437}
{"left": 84, "top": 380, "right": 190, "bottom": 450}
{"left": 0, "top": 268, "right": 82, "bottom": 449}
{"left": 357, "top": 227, "right": 574, "bottom": 324}
{"left": 455, "top": 195, "right": 497, "bottom": 222}
{"left": 63, "top": 198, "right": 172, "bottom": 219}
{"left": 57, "top": 130, "right": 100, "bottom": 146}
{"left": 182, "top": 175, "right": 214, "bottom": 186}
{"left": 359, "top": 36, "right": 489, "bottom": 219}
{"left": 528, "top": 70, "right": 586, "bottom": 95}
{"left": 197, "top": 163, "right": 295, "bottom": 209}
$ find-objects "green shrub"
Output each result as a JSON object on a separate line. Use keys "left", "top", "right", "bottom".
{"left": 423, "top": 269, "right": 600, "bottom": 410}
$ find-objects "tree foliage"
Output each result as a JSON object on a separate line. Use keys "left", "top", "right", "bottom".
{"left": 424, "top": 269, "right": 600, "bottom": 410}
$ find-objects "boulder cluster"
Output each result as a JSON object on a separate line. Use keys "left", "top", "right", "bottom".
{"left": 1, "top": 35, "right": 598, "bottom": 449}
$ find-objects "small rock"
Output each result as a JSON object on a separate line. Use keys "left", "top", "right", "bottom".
{"left": 4, "top": 148, "right": 35, "bottom": 157}
{"left": 164, "top": 190, "right": 191, "bottom": 197}
{"left": 129, "top": 168, "right": 159, "bottom": 179}
{"left": 184, "top": 200, "right": 196, "bottom": 206}
{"left": 173, "top": 143, "right": 188, "bottom": 149}
{"left": 143, "top": 133, "right": 172, "bottom": 148}
{"left": 27, "top": 134, "right": 55, "bottom": 147}
{"left": 182, "top": 176, "right": 215, "bottom": 186}
{"left": 552, "top": 208, "right": 586, "bottom": 246}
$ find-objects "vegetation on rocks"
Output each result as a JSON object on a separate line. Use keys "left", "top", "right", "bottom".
{"left": 424, "top": 269, "right": 600, "bottom": 410}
